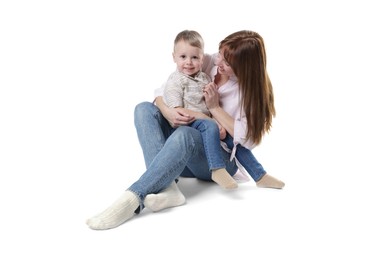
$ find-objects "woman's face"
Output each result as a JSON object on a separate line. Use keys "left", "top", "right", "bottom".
{"left": 215, "top": 51, "right": 235, "bottom": 77}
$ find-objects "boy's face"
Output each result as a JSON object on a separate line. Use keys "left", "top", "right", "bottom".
{"left": 173, "top": 40, "right": 204, "bottom": 76}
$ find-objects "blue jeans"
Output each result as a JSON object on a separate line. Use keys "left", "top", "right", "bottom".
{"left": 130, "top": 102, "right": 238, "bottom": 212}
{"left": 222, "top": 135, "right": 266, "bottom": 182}
{"left": 190, "top": 119, "right": 226, "bottom": 171}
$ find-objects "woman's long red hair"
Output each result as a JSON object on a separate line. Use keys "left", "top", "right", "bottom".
{"left": 219, "top": 30, "right": 275, "bottom": 145}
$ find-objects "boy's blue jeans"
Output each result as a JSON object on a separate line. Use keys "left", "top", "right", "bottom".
{"left": 189, "top": 119, "right": 226, "bottom": 171}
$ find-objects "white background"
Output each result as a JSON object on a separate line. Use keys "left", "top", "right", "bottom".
{"left": 1, "top": 0, "right": 364, "bottom": 259}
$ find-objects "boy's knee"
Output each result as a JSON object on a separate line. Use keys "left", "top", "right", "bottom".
{"left": 174, "top": 127, "right": 201, "bottom": 144}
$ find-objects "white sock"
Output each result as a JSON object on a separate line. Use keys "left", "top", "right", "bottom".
{"left": 86, "top": 190, "right": 139, "bottom": 230}
{"left": 144, "top": 182, "right": 186, "bottom": 212}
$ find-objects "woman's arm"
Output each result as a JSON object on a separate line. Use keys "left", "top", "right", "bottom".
{"left": 203, "top": 83, "right": 235, "bottom": 137}
{"left": 209, "top": 106, "right": 234, "bottom": 137}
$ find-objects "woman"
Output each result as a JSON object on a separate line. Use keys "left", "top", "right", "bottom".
{"left": 86, "top": 30, "right": 284, "bottom": 230}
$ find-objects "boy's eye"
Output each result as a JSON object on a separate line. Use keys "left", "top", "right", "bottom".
{"left": 180, "top": 55, "right": 186, "bottom": 59}
{"left": 192, "top": 56, "right": 199, "bottom": 60}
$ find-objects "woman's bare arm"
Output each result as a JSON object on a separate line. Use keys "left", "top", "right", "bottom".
{"left": 203, "top": 83, "right": 235, "bottom": 137}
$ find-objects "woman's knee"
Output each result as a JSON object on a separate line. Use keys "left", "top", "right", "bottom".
{"left": 134, "top": 101, "right": 154, "bottom": 117}
{"left": 134, "top": 102, "right": 160, "bottom": 125}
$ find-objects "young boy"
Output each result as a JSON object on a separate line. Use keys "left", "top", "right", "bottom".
{"left": 163, "top": 30, "right": 237, "bottom": 189}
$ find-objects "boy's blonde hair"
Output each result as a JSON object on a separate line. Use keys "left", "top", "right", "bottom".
{"left": 174, "top": 30, "right": 204, "bottom": 51}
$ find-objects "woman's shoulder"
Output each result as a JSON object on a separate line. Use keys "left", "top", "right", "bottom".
{"left": 202, "top": 53, "right": 218, "bottom": 74}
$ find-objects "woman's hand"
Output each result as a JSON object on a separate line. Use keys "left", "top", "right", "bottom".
{"left": 217, "top": 122, "right": 227, "bottom": 140}
{"left": 155, "top": 96, "right": 195, "bottom": 127}
{"left": 166, "top": 107, "right": 195, "bottom": 128}
{"left": 203, "top": 82, "right": 220, "bottom": 110}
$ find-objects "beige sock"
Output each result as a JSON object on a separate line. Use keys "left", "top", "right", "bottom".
{"left": 144, "top": 182, "right": 186, "bottom": 212}
{"left": 256, "top": 174, "right": 285, "bottom": 189}
{"left": 211, "top": 168, "right": 238, "bottom": 189}
{"left": 86, "top": 190, "right": 139, "bottom": 230}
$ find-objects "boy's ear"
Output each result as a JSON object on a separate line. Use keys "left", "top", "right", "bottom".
{"left": 172, "top": 52, "right": 176, "bottom": 62}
